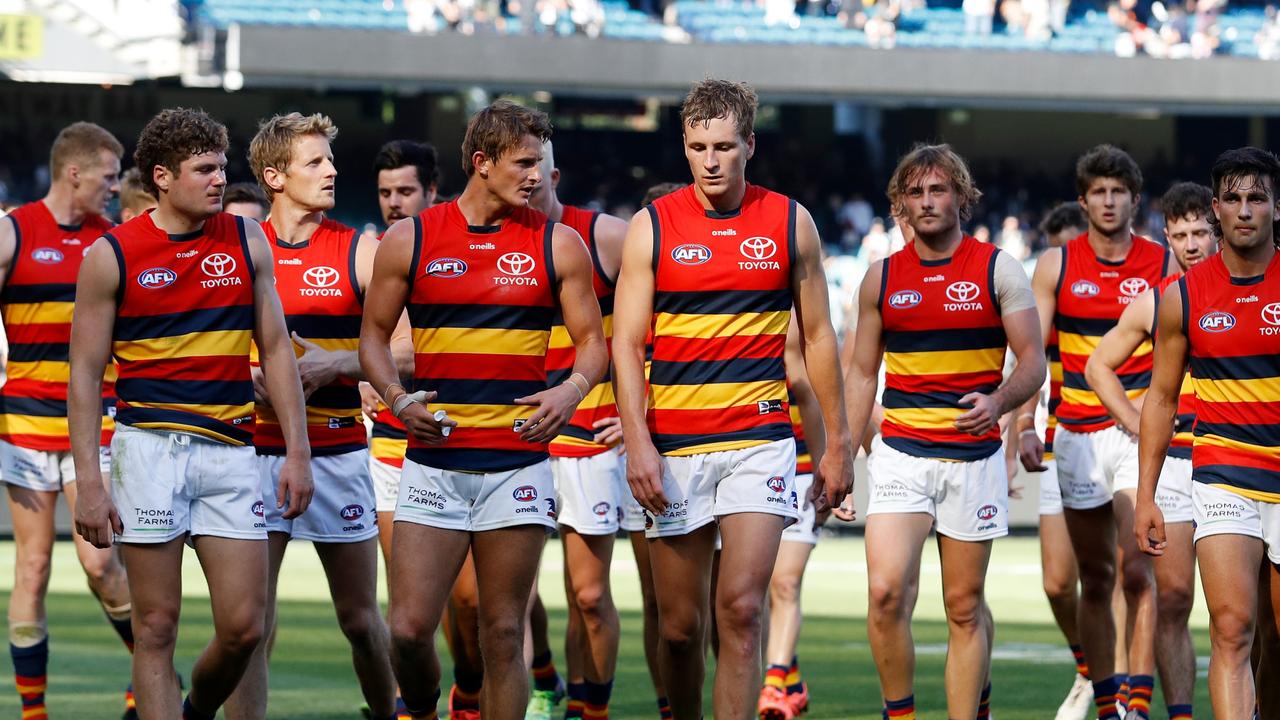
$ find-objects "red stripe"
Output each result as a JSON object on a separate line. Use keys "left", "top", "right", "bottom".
{"left": 650, "top": 333, "right": 785, "bottom": 363}
{"left": 4, "top": 324, "right": 70, "bottom": 344}
{"left": 117, "top": 355, "right": 248, "bottom": 381}
{"left": 881, "top": 422, "right": 1001, "bottom": 445}
{"left": 648, "top": 404, "right": 788, "bottom": 435}
{"left": 1194, "top": 444, "right": 1280, "bottom": 472}
{"left": 416, "top": 352, "right": 544, "bottom": 381}
{"left": 883, "top": 370, "right": 1004, "bottom": 392}
{"left": 1196, "top": 399, "right": 1280, "bottom": 426}
{"left": 254, "top": 423, "right": 367, "bottom": 451}
{"left": 546, "top": 345, "right": 576, "bottom": 372}
{"left": 436, "top": 427, "right": 548, "bottom": 453}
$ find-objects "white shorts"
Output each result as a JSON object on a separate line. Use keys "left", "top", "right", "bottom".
{"left": 1156, "top": 457, "right": 1194, "bottom": 525}
{"left": 865, "top": 435, "right": 1009, "bottom": 542}
{"left": 1038, "top": 459, "right": 1063, "bottom": 516}
{"left": 259, "top": 450, "right": 378, "bottom": 543}
{"left": 554, "top": 448, "right": 634, "bottom": 536}
{"left": 372, "top": 457, "right": 402, "bottom": 514}
{"left": 110, "top": 424, "right": 265, "bottom": 544}
{"left": 780, "top": 472, "right": 820, "bottom": 546}
{"left": 646, "top": 438, "right": 798, "bottom": 539}
{"left": 1, "top": 440, "right": 111, "bottom": 492}
{"left": 620, "top": 493, "right": 646, "bottom": 533}
{"left": 1192, "top": 482, "right": 1280, "bottom": 564}
{"left": 1055, "top": 425, "right": 1139, "bottom": 510}
{"left": 394, "top": 459, "right": 557, "bottom": 532}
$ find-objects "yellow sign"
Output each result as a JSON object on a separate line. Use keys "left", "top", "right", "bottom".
{"left": 0, "top": 15, "right": 43, "bottom": 60}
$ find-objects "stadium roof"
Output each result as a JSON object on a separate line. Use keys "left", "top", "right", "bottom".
{"left": 0, "top": 13, "right": 139, "bottom": 85}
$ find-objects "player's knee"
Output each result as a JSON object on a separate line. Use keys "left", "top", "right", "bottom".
{"left": 1157, "top": 584, "right": 1194, "bottom": 624}
{"left": 942, "top": 588, "right": 985, "bottom": 631}
{"left": 658, "top": 610, "right": 703, "bottom": 650}
{"left": 1209, "top": 609, "right": 1254, "bottom": 655}
{"left": 717, "top": 591, "right": 764, "bottom": 636}
{"left": 388, "top": 609, "right": 437, "bottom": 649}
{"left": 868, "top": 578, "right": 911, "bottom": 620}
{"left": 572, "top": 583, "right": 611, "bottom": 624}
{"left": 1042, "top": 569, "right": 1075, "bottom": 601}
{"left": 335, "top": 603, "right": 384, "bottom": 645}
{"left": 1119, "top": 557, "right": 1153, "bottom": 597}
{"left": 217, "top": 611, "right": 266, "bottom": 658}
{"left": 769, "top": 573, "right": 802, "bottom": 607}
{"left": 133, "top": 606, "right": 180, "bottom": 651}
{"left": 1075, "top": 560, "right": 1115, "bottom": 601}
{"left": 479, "top": 617, "right": 523, "bottom": 662}
{"left": 15, "top": 550, "right": 53, "bottom": 589}
{"left": 449, "top": 588, "right": 480, "bottom": 614}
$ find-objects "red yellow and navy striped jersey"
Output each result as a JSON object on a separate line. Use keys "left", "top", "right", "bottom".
{"left": 253, "top": 218, "right": 365, "bottom": 456}
{"left": 548, "top": 204, "right": 616, "bottom": 458}
{"left": 407, "top": 201, "right": 556, "bottom": 472}
{"left": 0, "top": 202, "right": 115, "bottom": 450}
{"left": 1182, "top": 252, "right": 1280, "bottom": 502}
{"left": 370, "top": 404, "right": 407, "bottom": 468}
{"left": 1153, "top": 273, "right": 1195, "bottom": 460}
{"left": 1053, "top": 233, "right": 1168, "bottom": 433}
{"left": 106, "top": 211, "right": 256, "bottom": 445}
{"left": 647, "top": 184, "right": 795, "bottom": 456}
{"left": 879, "top": 236, "right": 1007, "bottom": 461}
{"left": 1044, "top": 327, "right": 1060, "bottom": 460}
{"left": 789, "top": 386, "right": 812, "bottom": 474}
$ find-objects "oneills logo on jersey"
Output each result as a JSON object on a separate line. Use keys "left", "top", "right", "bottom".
{"left": 1260, "top": 303, "right": 1280, "bottom": 335}
{"left": 200, "top": 253, "right": 242, "bottom": 289}
{"left": 888, "top": 289, "right": 922, "bottom": 309}
{"left": 426, "top": 258, "right": 468, "bottom": 278}
{"left": 301, "top": 265, "right": 343, "bottom": 296}
{"left": 138, "top": 267, "right": 177, "bottom": 289}
{"left": 738, "top": 236, "right": 780, "bottom": 270}
{"left": 1071, "top": 280, "right": 1101, "bottom": 298}
{"left": 494, "top": 252, "right": 537, "bottom": 286}
{"left": 31, "top": 248, "right": 63, "bottom": 264}
{"left": 672, "top": 244, "right": 712, "bottom": 265}
{"left": 1199, "top": 311, "right": 1236, "bottom": 333}
{"left": 944, "top": 280, "right": 984, "bottom": 311}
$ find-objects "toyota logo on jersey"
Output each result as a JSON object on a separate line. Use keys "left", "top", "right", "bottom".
{"left": 738, "top": 236, "right": 781, "bottom": 270}
{"left": 946, "top": 281, "right": 980, "bottom": 303}
{"left": 495, "top": 252, "right": 538, "bottom": 286}
{"left": 1119, "top": 277, "right": 1150, "bottom": 297}
{"left": 1262, "top": 303, "right": 1280, "bottom": 332}
{"left": 304, "top": 266, "right": 340, "bottom": 288}
{"left": 202, "top": 253, "right": 237, "bottom": 277}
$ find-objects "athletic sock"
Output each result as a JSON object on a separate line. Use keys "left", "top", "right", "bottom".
{"left": 656, "top": 695, "right": 673, "bottom": 719}
{"left": 1092, "top": 676, "right": 1123, "bottom": 720}
{"left": 1167, "top": 703, "right": 1193, "bottom": 720}
{"left": 451, "top": 667, "right": 482, "bottom": 712}
{"left": 125, "top": 683, "right": 137, "bottom": 716}
{"left": 1116, "top": 674, "right": 1130, "bottom": 712}
{"left": 883, "top": 695, "right": 915, "bottom": 720}
{"left": 403, "top": 688, "right": 441, "bottom": 720}
{"left": 785, "top": 655, "right": 804, "bottom": 695}
{"left": 566, "top": 682, "right": 587, "bottom": 719}
{"left": 1126, "top": 675, "right": 1153, "bottom": 719}
{"left": 531, "top": 649, "right": 561, "bottom": 692}
{"left": 764, "top": 663, "right": 788, "bottom": 690}
{"left": 582, "top": 679, "right": 613, "bottom": 720}
{"left": 976, "top": 681, "right": 992, "bottom": 720}
{"left": 11, "top": 637, "right": 49, "bottom": 720}
{"left": 102, "top": 602, "right": 135, "bottom": 653}
{"left": 1070, "top": 643, "right": 1090, "bottom": 678}
{"left": 182, "top": 695, "right": 215, "bottom": 720}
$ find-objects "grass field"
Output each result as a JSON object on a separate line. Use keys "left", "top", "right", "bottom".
{"left": 0, "top": 535, "right": 1215, "bottom": 719}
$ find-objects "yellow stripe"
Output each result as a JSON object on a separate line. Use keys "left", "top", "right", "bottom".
{"left": 129, "top": 400, "right": 255, "bottom": 421}
{"left": 4, "top": 360, "right": 70, "bottom": 384}
{"left": 1179, "top": 373, "right": 1195, "bottom": 395}
{"left": 548, "top": 324, "right": 573, "bottom": 351}
{"left": 579, "top": 383, "right": 616, "bottom": 409}
{"left": 1209, "top": 483, "right": 1280, "bottom": 503}
{"left": 1059, "top": 386, "right": 1145, "bottom": 407}
{"left": 1195, "top": 376, "right": 1280, "bottom": 405}
{"left": 664, "top": 437, "right": 771, "bottom": 456}
{"left": 14, "top": 680, "right": 47, "bottom": 692}
{"left": 653, "top": 310, "right": 789, "bottom": 339}
{"left": 127, "top": 420, "right": 245, "bottom": 446}
{"left": 1195, "top": 433, "right": 1280, "bottom": 458}
{"left": 650, "top": 379, "right": 786, "bottom": 411}
{"left": 882, "top": 406, "right": 965, "bottom": 429}
{"left": 1, "top": 415, "right": 69, "bottom": 437}
{"left": 370, "top": 436, "right": 406, "bottom": 457}
{"left": 884, "top": 348, "right": 1004, "bottom": 377}
{"left": 1049, "top": 360, "right": 1063, "bottom": 383}
{"left": 551, "top": 434, "right": 601, "bottom": 449}
{"left": 433, "top": 402, "right": 533, "bottom": 429}
{"left": 302, "top": 337, "right": 359, "bottom": 353}
{"left": 4, "top": 300, "right": 73, "bottom": 326}
{"left": 414, "top": 327, "right": 548, "bottom": 356}
{"left": 1058, "top": 331, "right": 1153, "bottom": 358}
{"left": 114, "top": 330, "right": 253, "bottom": 362}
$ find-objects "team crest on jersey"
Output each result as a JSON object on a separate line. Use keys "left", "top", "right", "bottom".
{"left": 1071, "top": 280, "right": 1101, "bottom": 298}
{"left": 738, "top": 237, "right": 780, "bottom": 270}
{"left": 138, "top": 267, "right": 177, "bottom": 289}
{"left": 887, "top": 289, "right": 922, "bottom": 309}
{"left": 495, "top": 252, "right": 538, "bottom": 286}
{"left": 31, "top": 248, "right": 64, "bottom": 264}
{"left": 672, "top": 244, "right": 711, "bottom": 265}
{"left": 426, "top": 258, "right": 468, "bottom": 278}
{"left": 1199, "top": 311, "right": 1236, "bottom": 333}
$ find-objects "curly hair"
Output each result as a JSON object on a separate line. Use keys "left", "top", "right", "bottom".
{"left": 1207, "top": 147, "right": 1280, "bottom": 243}
{"left": 886, "top": 144, "right": 983, "bottom": 222}
{"left": 1075, "top": 144, "right": 1143, "bottom": 197}
{"left": 133, "top": 108, "right": 229, "bottom": 197}
{"left": 460, "top": 100, "right": 552, "bottom": 177}
{"left": 680, "top": 78, "right": 757, "bottom": 141}
{"left": 1160, "top": 181, "right": 1212, "bottom": 223}
{"left": 118, "top": 168, "right": 156, "bottom": 217}
{"left": 249, "top": 112, "right": 338, "bottom": 197}
{"left": 50, "top": 122, "right": 124, "bottom": 179}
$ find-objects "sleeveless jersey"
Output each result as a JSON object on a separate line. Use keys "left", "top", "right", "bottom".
{"left": 253, "top": 218, "right": 365, "bottom": 456}
{"left": 789, "top": 386, "right": 812, "bottom": 475}
{"left": 1053, "top": 233, "right": 1168, "bottom": 433}
{"left": 0, "top": 202, "right": 115, "bottom": 450}
{"left": 879, "top": 237, "right": 1007, "bottom": 461}
{"left": 107, "top": 212, "right": 256, "bottom": 445}
{"left": 647, "top": 184, "right": 795, "bottom": 456}
{"left": 407, "top": 201, "right": 556, "bottom": 472}
{"left": 1044, "top": 327, "right": 1061, "bottom": 460}
{"left": 1182, "top": 252, "right": 1280, "bottom": 502}
{"left": 548, "top": 205, "right": 617, "bottom": 458}
{"left": 1153, "top": 273, "right": 1195, "bottom": 460}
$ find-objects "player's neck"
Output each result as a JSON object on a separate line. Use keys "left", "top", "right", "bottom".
{"left": 541, "top": 195, "right": 564, "bottom": 223}
{"left": 1086, "top": 225, "right": 1132, "bottom": 261}
{"left": 41, "top": 184, "right": 86, "bottom": 227}
{"left": 1222, "top": 240, "right": 1276, "bottom": 278}
{"left": 912, "top": 226, "right": 964, "bottom": 261}
{"left": 457, "top": 182, "right": 516, "bottom": 227}
{"left": 268, "top": 199, "right": 325, "bottom": 246}
{"left": 150, "top": 201, "right": 208, "bottom": 236}
{"left": 692, "top": 180, "right": 747, "bottom": 215}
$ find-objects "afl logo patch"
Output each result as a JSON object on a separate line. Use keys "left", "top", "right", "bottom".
{"left": 31, "top": 248, "right": 64, "bottom": 264}
{"left": 512, "top": 485, "right": 538, "bottom": 502}
{"left": 251, "top": 501, "right": 265, "bottom": 518}
{"left": 339, "top": 504, "right": 365, "bottom": 521}
{"left": 426, "top": 258, "right": 468, "bottom": 278}
{"left": 1199, "top": 311, "right": 1236, "bottom": 333}
{"left": 976, "top": 504, "right": 999, "bottom": 521}
{"left": 138, "top": 267, "right": 177, "bottom": 289}
{"left": 887, "top": 290, "right": 922, "bottom": 309}
{"left": 1071, "top": 280, "right": 1101, "bottom": 298}
{"left": 766, "top": 476, "right": 787, "bottom": 493}
{"left": 672, "top": 244, "right": 711, "bottom": 265}
{"left": 593, "top": 502, "right": 611, "bottom": 516}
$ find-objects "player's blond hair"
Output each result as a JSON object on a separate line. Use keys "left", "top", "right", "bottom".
{"left": 50, "top": 122, "right": 124, "bottom": 179}
{"left": 886, "top": 143, "right": 983, "bottom": 222}
{"left": 460, "top": 100, "right": 552, "bottom": 177}
{"left": 119, "top": 168, "right": 157, "bottom": 216}
{"left": 248, "top": 112, "right": 338, "bottom": 197}
{"left": 680, "top": 79, "right": 757, "bottom": 141}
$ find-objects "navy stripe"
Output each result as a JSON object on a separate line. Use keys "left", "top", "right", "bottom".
{"left": 308, "top": 384, "right": 361, "bottom": 410}
{"left": 0, "top": 396, "right": 68, "bottom": 417}
{"left": 882, "top": 436, "right": 1001, "bottom": 462}
{"left": 371, "top": 422, "right": 407, "bottom": 441}
{"left": 557, "top": 424, "right": 597, "bottom": 443}
{"left": 347, "top": 228, "right": 364, "bottom": 303}
{"left": 548, "top": 366, "right": 611, "bottom": 386}
{"left": 881, "top": 386, "right": 998, "bottom": 409}
{"left": 654, "top": 288, "right": 791, "bottom": 315}
{"left": 649, "top": 356, "right": 785, "bottom": 387}
{"left": 114, "top": 304, "right": 254, "bottom": 341}
{"left": 795, "top": 437, "right": 809, "bottom": 456}
{"left": 258, "top": 441, "right": 365, "bottom": 458}
{"left": 1047, "top": 344, "right": 1061, "bottom": 361}
{"left": 236, "top": 216, "right": 256, "bottom": 284}
{"left": 1062, "top": 369, "right": 1150, "bottom": 391}
{"left": 987, "top": 249, "right": 1000, "bottom": 313}
{"left": 117, "top": 409, "right": 252, "bottom": 445}
{"left": 585, "top": 212, "right": 617, "bottom": 289}
{"left": 883, "top": 326, "right": 1007, "bottom": 354}
{"left": 1193, "top": 464, "right": 1280, "bottom": 494}
{"left": 647, "top": 205, "right": 661, "bottom": 274}
{"left": 543, "top": 220, "right": 556, "bottom": 289}
{"left": 1175, "top": 412, "right": 1196, "bottom": 434}
{"left": 408, "top": 303, "right": 555, "bottom": 332}
{"left": 105, "top": 233, "right": 126, "bottom": 306}
{"left": 1057, "top": 413, "right": 1112, "bottom": 427}
{"left": 652, "top": 423, "right": 793, "bottom": 455}
{"left": 1193, "top": 421, "right": 1280, "bottom": 448}
{"left": 287, "top": 313, "right": 362, "bottom": 340}
{"left": 428, "top": 378, "right": 548, "bottom": 405}
{"left": 551, "top": 295, "right": 613, "bottom": 326}
{"left": 1190, "top": 354, "right": 1280, "bottom": 381}
{"left": 1054, "top": 244, "right": 1068, "bottom": 298}
{"left": 409, "top": 217, "right": 423, "bottom": 295}
{"left": 1179, "top": 276, "right": 1190, "bottom": 336}
{"left": 876, "top": 258, "right": 889, "bottom": 311}
{"left": 786, "top": 199, "right": 798, "bottom": 268}
{"left": 407, "top": 447, "right": 547, "bottom": 473}
{"left": 7, "top": 215, "right": 19, "bottom": 274}
{"left": 116, "top": 377, "right": 253, "bottom": 406}
{"left": 1, "top": 282, "right": 76, "bottom": 304}
{"left": 1054, "top": 313, "right": 1117, "bottom": 337}
{"left": 1169, "top": 446, "right": 1192, "bottom": 460}
{"left": 7, "top": 342, "right": 69, "bottom": 363}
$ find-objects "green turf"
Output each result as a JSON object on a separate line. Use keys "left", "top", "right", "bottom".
{"left": 1, "top": 536, "right": 1214, "bottom": 718}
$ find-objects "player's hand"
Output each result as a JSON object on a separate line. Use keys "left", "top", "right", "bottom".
{"left": 359, "top": 381, "right": 381, "bottom": 420}
{"left": 277, "top": 454, "right": 314, "bottom": 520}
{"left": 592, "top": 416, "right": 624, "bottom": 448}
{"left": 251, "top": 365, "right": 271, "bottom": 407}
{"left": 813, "top": 442, "right": 854, "bottom": 516}
{"left": 1134, "top": 496, "right": 1167, "bottom": 557}
{"left": 513, "top": 383, "right": 580, "bottom": 444}
{"left": 398, "top": 391, "right": 454, "bottom": 445}
{"left": 292, "top": 332, "right": 339, "bottom": 398}
{"left": 955, "top": 392, "right": 1000, "bottom": 436}
{"left": 626, "top": 439, "right": 667, "bottom": 516}
{"left": 832, "top": 492, "right": 857, "bottom": 522}
{"left": 74, "top": 474, "right": 122, "bottom": 549}
{"left": 1018, "top": 430, "right": 1048, "bottom": 472}
{"left": 814, "top": 505, "right": 832, "bottom": 531}
{"left": 1007, "top": 478, "right": 1024, "bottom": 500}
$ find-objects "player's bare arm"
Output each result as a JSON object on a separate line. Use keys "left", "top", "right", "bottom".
{"left": 0, "top": 215, "right": 17, "bottom": 291}
{"left": 838, "top": 259, "right": 887, "bottom": 521}
{"left": 1016, "top": 246, "right": 1062, "bottom": 471}
{"left": 958, "top": 304, "right": 1044, "bottom": 436}
{"left": 1085, "top": 289, "right": 1156, "bottom": 436}
{"left": 585, "top": 213, "right": 629, "bottom": 447}
{"left": 612, "top": 208, "right": 664, "bottom": 515}
{"left": 248, "top": 222, "right": 314, "bottom": 519}
{"left": 514, "top": 223, "right": 607, "bottom": 444}
{"left": 1134, "top": 283, "right": 1187, "bottom": 557}
{"left": 786, "top": 316, "right": 827, "bottom": 521}
{"left": 791, "top": 203, "right": 853, "bottom": 514}
{"left": 67, "top": 238, "right": 123, "bottom": 549}
{"left": 359, "top": 218, "right": 450, "bottom": 444}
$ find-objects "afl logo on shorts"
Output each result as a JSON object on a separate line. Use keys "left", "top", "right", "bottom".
{"left": 513, "top": 485, "right": 538, "bottom": 502}
{"left": 887, "top": 290, "right": 922, "bottom": 309}
{"left": 138, "top": 267, "right": 177, "bottom": 289}
{"left": 1199, "top": 311, "right": 1236, "bottom": 333}
{"left": 251, "top": 501, "right": 265, "bottom": 518}
{"left": 339, "top": 504, "right": 365, "bottom": 521}
{"left": 976, "top": 504, "right": 998, "bottom": 521}
{"left": 593, "top": 502, "right": 611, "bottom": 516}
{"left": 672, "top": 244, "right": 711, "bottom": 265}
{"left": 31, "top": 248, "right": 64, "bottom": 264}
{"left": 1071, "top": 280, "right": 1101, "bottom": 298}
{"left": 426, "top": 258, "right": 468, "bottom": 278}
{"left": 766, "top": 476, "right": 787, "bottom": 494}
